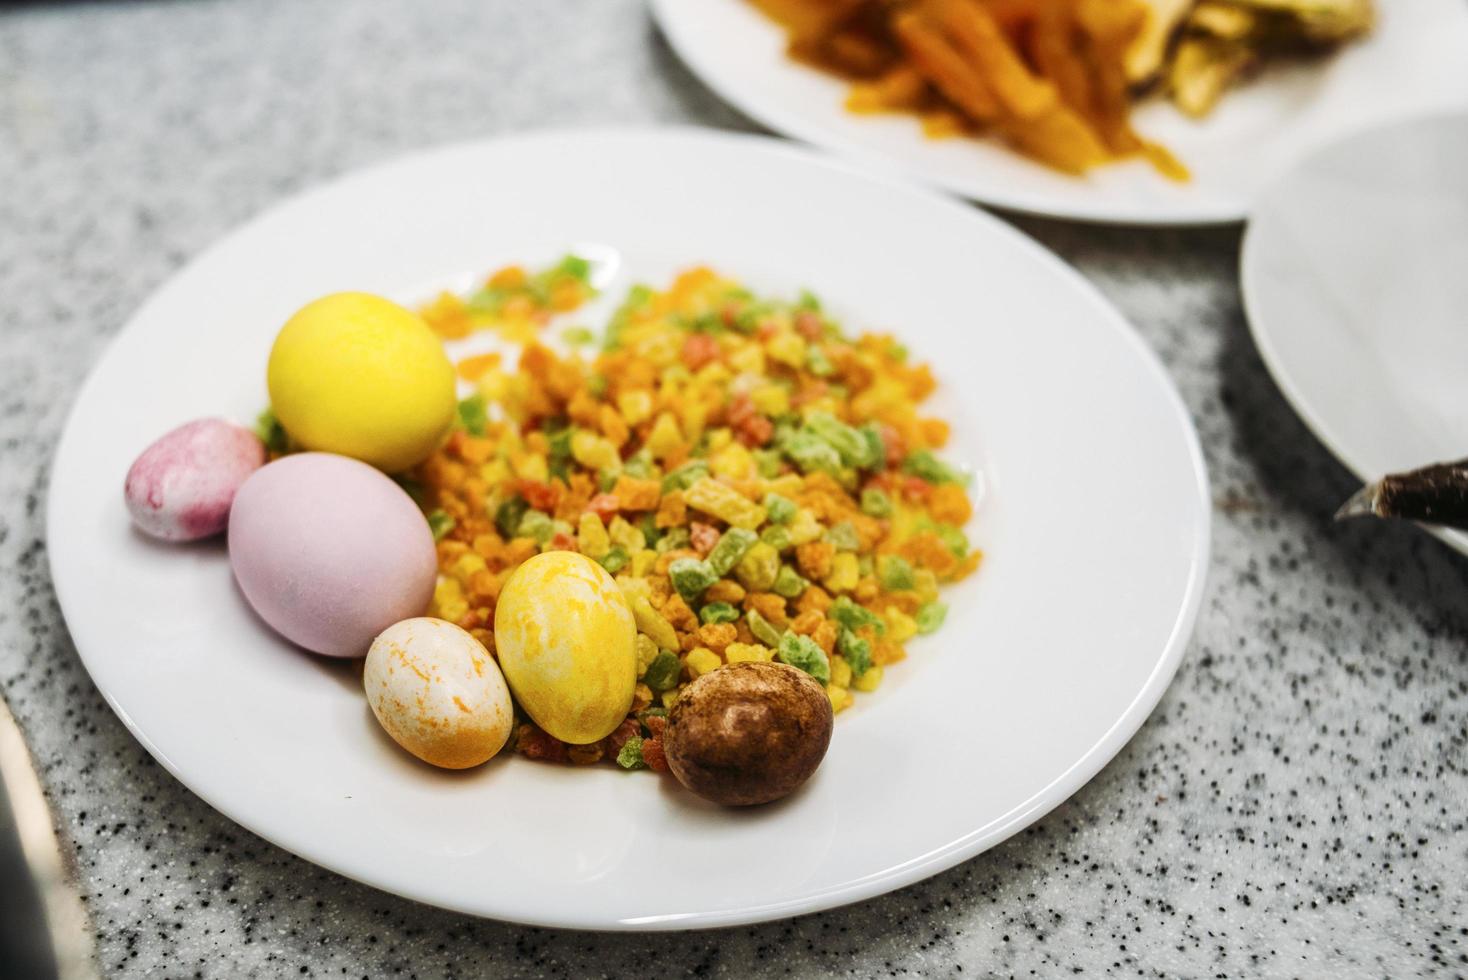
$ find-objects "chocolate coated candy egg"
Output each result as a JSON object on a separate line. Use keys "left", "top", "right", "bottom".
{"left": 665, "top": 661, "right": 833, "bottom": 806}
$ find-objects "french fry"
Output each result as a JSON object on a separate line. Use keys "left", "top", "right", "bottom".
{"left": 1168, "top": 35, "right": 1256, "bottom": 117}
{"left": 976, "top": 0, "right": 1049, "bottom": 32}
{"left": 1074, "top": 0, "right": 1147, "bottom": 154}
{"left": 751, "top": 0, "right": 865, "bottom": 39}
{"left": 1124, "top": 0, "right": 1194, "bottom": 84}
{"left": 929, "top": 0, "right": 1055, "bottom": 120}
{"left": 846, "top": 65, "right": 931, "bottom": 113}
{"left": 1029, "top": 1, "right": 1095, "bottom": 125}
{"left": 892, "top": 10, "right": 1002, "bottom": 123}
{"left": 920, "top": 108, "right": 971, "bottom": 138}
{"left": 937, "top": 0, "right": 1111, "bottom": 173}
{"left": 1002, "top": 101, "right": 1111, "bottom": 174}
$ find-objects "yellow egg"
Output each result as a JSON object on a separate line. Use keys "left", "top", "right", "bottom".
{"left": 267, "top": 292, "right": 455, "bottom": 473}
{"left": 494, "top": 552, "right": 637, "bottom": 744}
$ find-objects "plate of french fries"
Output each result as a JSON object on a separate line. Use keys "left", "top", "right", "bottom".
{"left": 651, "top": 0, "right": 1468, "bottom": 224}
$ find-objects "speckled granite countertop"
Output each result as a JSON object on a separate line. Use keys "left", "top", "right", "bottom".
{"left": 3, "top": 1, "right": 1466, "bottom": 977}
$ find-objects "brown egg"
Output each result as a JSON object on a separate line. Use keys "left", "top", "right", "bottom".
{"left": 664, "top": 661, "right": 833, "bottom": 806}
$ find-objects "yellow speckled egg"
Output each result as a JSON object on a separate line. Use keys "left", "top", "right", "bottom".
{"left": 494, "top": 551, "right": 637, "bottom": 745}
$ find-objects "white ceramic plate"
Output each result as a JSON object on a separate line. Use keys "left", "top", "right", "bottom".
{"left": 1243, "top": 111, "right": 1468, "bottom": 554}
{"left": 49, "top": 129, "right": 1209, "bottom": 929}
{"left": 651, "top": 0, "right": 1468, "bottom": 226}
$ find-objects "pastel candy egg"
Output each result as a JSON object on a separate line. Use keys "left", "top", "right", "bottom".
{"left": 493, "top": 551, "right": 637, "bottom": 745}
{"left": 124, "top": 418, "right": 266, "bottom": 541}
{"left": 267, "top": 293, "right": 455, "bottom": 473}
{"left": 228, "top": 453, "right": 436, "bottom": 658}
{"left": 365, "top": 618, "right": 513, "bottom": 769}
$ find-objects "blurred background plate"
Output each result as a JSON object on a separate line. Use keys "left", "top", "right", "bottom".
{"left": 651, "top": 0, "right": 1468, "bottom": 226}
{"left": 49, "top": 129, "right": 1208, "bottom": 929}
{"left": 1242, "top": 111, "right": 1468, "bottom": 554}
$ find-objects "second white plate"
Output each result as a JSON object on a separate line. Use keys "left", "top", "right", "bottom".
{"left": 1243, "top": 111, "right": 1468, "bottom": 554}
{"left": 652, "top": 0, "right": 1468, "bottom": 225}
{"left": 49, "top": 128, "right": 1209, "bottom": 929}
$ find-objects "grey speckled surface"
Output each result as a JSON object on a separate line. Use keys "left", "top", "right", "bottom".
{"left": 3, "top": 1, "right": 1467, "bottom": 977}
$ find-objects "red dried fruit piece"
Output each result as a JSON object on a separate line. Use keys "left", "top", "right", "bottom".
{"left": 681, "top": 333, "right": 720, "bottom": 371}
{"left": 641, "top": 737, "right": 670, "bottom": 773}
{"left": 794, "top": 311, "right": 823, "bottom": 340}
{"left": 735, "top": 413, "right": 774, "bottom": 448}
{"left": 902, "top": 476, "right": 932, "bottom": 502}
{"left": 728, "top": 392, "right": 756, "bottom": 425}
{"left": 587, "top": 493, "right": 621, "bottom": 522}
{"left": 880, "top": 423, "right": 906, "bottom": 468}
{"left": 519, "top": 479, "right": 562, "bottom": 512}
{"left": 518, "top": 726, "right": 569, "bottom": 764}
{"left": 643, "top": 715, "right": 669, "bottom": 740}
{"left": 547, "top": 531, "right": 578, "bottom": 552}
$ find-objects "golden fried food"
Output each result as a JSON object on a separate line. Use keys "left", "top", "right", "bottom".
{"left": 1124, "top": 0, "right": 1195, "bottom": 84}
{"left": 1168, "top": 34, "right": 1258, "bottom": 117}
{"left": 1162, "top": 0, "right": 1371, "bottom": 116}
{"left": 747, "top": 0, "right": 1374, "bottom": 179}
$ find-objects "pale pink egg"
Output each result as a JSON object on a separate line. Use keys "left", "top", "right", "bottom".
{"left": 228, "top": 453, "right": 437, "bottom": 658}
{"left": 124, "top": 418, "right": 266, "bottom": 542}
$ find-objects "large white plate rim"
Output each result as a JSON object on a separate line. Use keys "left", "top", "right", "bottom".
{"left": 48, "top": 126, "right": 1210, "bottom": 929}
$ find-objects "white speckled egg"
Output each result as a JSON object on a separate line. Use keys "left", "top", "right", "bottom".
{"left": 364, "top": 618, "right": 513, "bottom": 769}
{"left": 228, "top": 452, "right": 436, "bottom": 658}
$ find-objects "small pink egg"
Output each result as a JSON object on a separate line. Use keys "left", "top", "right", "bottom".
{"left": 124, "top": 418, "right": 266, "bottom": 542}
{"left": 228, "top": 453, "right": 437, "bottom": 658}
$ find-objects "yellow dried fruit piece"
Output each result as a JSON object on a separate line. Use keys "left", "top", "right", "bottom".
{"left": 710, "top": 443, "right": 755, "bottom": 480}
{"left": 509, "top": 451, "right": 548, "bottom": 483}
{"left": 724, "top": 643, "right": 775, "bottom": 664}
{"left": 884, "top": 607, "right": 918, "bottom": 642}
{"left": 787, "top": 508, "right": 824, "bottom": 546}
{"left": 616, "top": 576, "right": 652, "bottom": 603}
{"left": 571, "top": 430, "right": 619, "bottom": 470}
{"left": 684, "top": 647, "right": 723, "bottom": 678}
{"left": 577, "top": 512, "right": 610, "bottom": 559}
{"left": 686, "top": 477, "right": 766, "bottom": 529}
{"left": 827, "top": 684, "right": 853, "bottom": 713}
{"left": 646, "top": 413, "right": 684, "bottom": 460}
{"left": 635, "top": 634, "right": 659, "bottom": 676}
{"left": 727, "top": 344, "right": 765, "bottom": 375}
{"left": 630, "top": 549, "right": 658, "bottom": 578}
{"left": 607, "top": 515, "right": 646, "bottom": 552}
{"left": 766, "top": 331, "right": 807, "bottom": 368}
{"left": 750, "top": 384, "right": 790, "bottom": 417}
{"left": 853, "top": 664, "right": 884, "bottom": 692}
{"left": 736, "top": 542, "right": 781, "bottom": 592}
{"left": 829, "top": 654, "right": 853, "bottom": 689}
{"left": 616, "top": 389, "right": 653, "bottom": 426}
{"left": 630, "top": 595, "right": 679, "bottom": 651}
{"left": 823, "top": 552, "right": 860, "bottom": 594}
